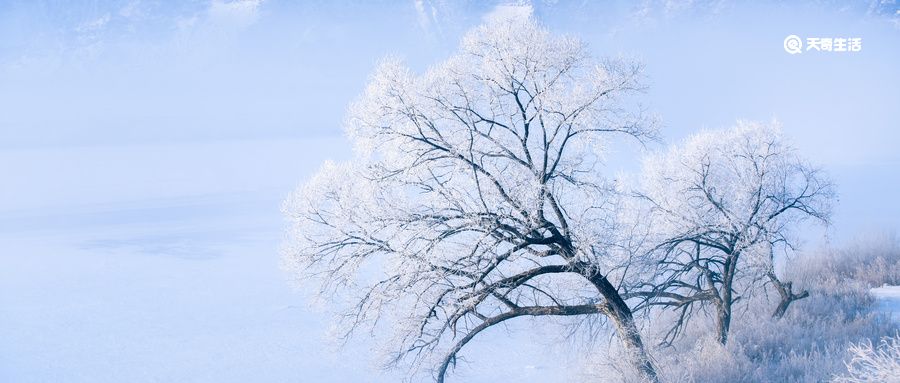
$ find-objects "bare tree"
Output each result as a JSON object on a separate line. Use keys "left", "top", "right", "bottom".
{"left": 634, "top": 121, "right": 834, "bottom": 345}
{"left": 282, "top": 16, "right": 662, "bottom": 382}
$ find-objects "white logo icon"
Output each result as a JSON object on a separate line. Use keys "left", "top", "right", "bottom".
{"left": 784, "top": 35, "right": 803, "bottom": 54}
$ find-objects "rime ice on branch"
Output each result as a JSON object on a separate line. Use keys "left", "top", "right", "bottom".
{"left": 634, "top": 121, "right": 834, "bottom": 345}
{"left": 282, "top": 15, "right": 661, "bottom": 383}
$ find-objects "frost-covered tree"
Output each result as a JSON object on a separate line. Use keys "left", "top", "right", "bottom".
{"left": 635, "top": 121, "right": 834, "bottom": 345}
{"left": 282, "top": 16, "right": 661, "bottom": 382}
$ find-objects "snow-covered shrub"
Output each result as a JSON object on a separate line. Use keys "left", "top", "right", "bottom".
{"left": 834, "top": 334, "right": 900, "bottom": 383}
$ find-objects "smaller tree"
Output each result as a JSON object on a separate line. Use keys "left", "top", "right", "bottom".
{"left": 634, "top": 121, "right": 834, "bottom": 345}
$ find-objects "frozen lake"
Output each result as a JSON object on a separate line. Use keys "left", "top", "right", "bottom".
{"left": 0, "top": 138, "right": 573, "bottom": 382}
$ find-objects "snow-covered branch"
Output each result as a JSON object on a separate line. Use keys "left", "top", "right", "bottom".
{"left": 283, "top": 16, "right": 659, "bottom": 382}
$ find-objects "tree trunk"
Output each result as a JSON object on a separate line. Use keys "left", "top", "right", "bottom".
{"left": 715, "top": 299, "right": 731, "bottom": 345}
{"left": 608, "top": 302, "right": 660, "bottom": 383}
{"left": 585, "top": 269, "right": 659, "bottom": 383}
{"left": 715, "top": 256, "right": 737, "bottom": 345}
{"left": 768, "top": 272, "right": 809, "bottom": 319}
{"left": 772, "top": 298, "right": 792, "bottom": 319}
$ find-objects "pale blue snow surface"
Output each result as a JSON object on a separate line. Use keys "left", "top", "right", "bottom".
{"left": 871, "top": 286, "right": 900, "bottom": 324}
{"left": 0, "top": 138, "right": 573, "bottom": 382}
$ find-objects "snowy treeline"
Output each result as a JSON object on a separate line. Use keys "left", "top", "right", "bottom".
{"left": 281, "top": 15, "right": 900, "bottom": 382}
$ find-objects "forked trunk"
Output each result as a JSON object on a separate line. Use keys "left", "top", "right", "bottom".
{"left": 768, "top": 271, "right": 809, "bottom": 319}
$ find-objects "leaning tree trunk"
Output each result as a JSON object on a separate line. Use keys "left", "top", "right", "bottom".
{"left": 586, "top": 269, "right": 660, "bottom": 383}
{"left": 768, "top": 271, "right": 809, "bottom": 319}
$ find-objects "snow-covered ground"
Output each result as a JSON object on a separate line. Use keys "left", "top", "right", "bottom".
{"left": 871, "top": 285, "right": 900, "bottom": 324}
{"left": 5, "top": 137, "right": 895, "bottom": 382}
{"left": 0, "top": 138, "right": 572, "bottom": 382}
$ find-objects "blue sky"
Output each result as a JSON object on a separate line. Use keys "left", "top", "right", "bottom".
{"left": 2, "top": 0, "right": 898, "bottom": 240}
{"left": 0, "top": 1, "right": 898, "bottom": 382}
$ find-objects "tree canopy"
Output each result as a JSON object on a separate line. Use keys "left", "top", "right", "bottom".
{"left": 282, "top": 16, "right": 660, "bottom": 382}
